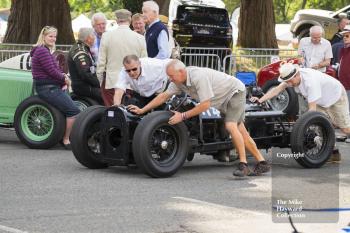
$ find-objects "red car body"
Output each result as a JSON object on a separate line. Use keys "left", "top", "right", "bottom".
{"left": 257, "top": 58, "right": 336, "bottom": 87}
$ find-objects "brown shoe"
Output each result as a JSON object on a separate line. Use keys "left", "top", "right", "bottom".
{"left": 233, "top": 162, "right": 252, "bottom": 177}
{"left": 253, "top": 161, "right": 271, "bottom": 175}
{"left": 327, "top": 149, "right": 341, "bottom": 163}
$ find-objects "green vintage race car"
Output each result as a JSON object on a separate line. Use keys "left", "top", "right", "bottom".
{"left": 0, "top": 53, "right": 99, "bottom": 149}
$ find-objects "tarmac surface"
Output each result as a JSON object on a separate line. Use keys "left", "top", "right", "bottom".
{"left": 0, "top": 128, "right": 349, "bottom": 233}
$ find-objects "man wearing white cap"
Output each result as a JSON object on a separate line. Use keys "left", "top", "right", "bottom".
{"left": 251, "top": 63, "right": 350, "bottom": 161}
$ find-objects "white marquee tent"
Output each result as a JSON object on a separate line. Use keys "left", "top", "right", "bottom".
{"left": 71, "top": 14, "right": 92, "bottom": 33}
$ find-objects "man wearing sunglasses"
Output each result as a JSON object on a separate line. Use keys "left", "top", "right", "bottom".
{"left": 128, "top": 60, "right": 271, "bottom": 177}
{"left": 113, "top": 55, "right": 170, "bottom": 107}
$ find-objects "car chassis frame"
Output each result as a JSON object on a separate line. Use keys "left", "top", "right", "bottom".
{"left": 71, "top": 91, "right": 335, "bottom": 178}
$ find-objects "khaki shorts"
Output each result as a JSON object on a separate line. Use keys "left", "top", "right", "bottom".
{"left": 317, "top": 88, "right": 350, "bottom": 129}
{"left": 223, "top": 90, "right": 246, "bottom": 123}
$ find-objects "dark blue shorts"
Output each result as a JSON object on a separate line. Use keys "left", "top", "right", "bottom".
{"left": 35, "top": 85, "right": 80, "bottom": 118}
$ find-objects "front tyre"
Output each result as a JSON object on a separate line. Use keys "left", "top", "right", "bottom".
{"left": 132, "top": 111, "right": 189, "bottom": 178}
{"left": 14, "top": 96, "right": 65, "bottom": 149}
{"left": 290, "top": 111, "right": 335, "bottom": 168}
{"left": 71, "top": 105, "right": 109, "bottom": 169}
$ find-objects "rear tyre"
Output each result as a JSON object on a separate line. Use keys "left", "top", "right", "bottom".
{"left": 14, "top": 96, "right": 65, "bottom": 149}
{"left": 71, "top": 105, "right": 109, "bottom": 169}
{"left": 71, "top": 95, "right": 100, "bottom": 112}
{"left": 290, "top": 111, "right": 335, "bottom": 168}
{"left": 262, "top": 79, "right": 299, "bottom": 116}
{"left": 132, "top": 111, "right": 189, "bottom": 178}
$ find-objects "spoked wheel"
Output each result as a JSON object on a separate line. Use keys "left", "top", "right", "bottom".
{"left": 290, "top": 111, "right": 335, "bottom": 168}
{"left": 149, "top": 125, "right": 179, "bottom": 165}
{"left": 71, "top": 106, "right": 108, "bottom": 169}
{"left": 262, "top": 80, "right": 298, "bottom": 116}
{"left": 21, "top": 105, "right": 54, "bottom": 140}
{"left": 71, "top": 94, "right": 100, "bottom": 112}
{"left": 14, "top": 96, "right": 65, "bottom": 149}
{"left": 268, "top": 89, "right": 289, "bottom": 110}
{"left": 74, "top": 99, "right": 89, "bottom": 112}
{"left": 133, "top": 111, "right": 189, "bottom": 178}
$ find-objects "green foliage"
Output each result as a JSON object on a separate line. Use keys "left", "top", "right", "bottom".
{"left": 223, "top": 0, "right": 240, "bottom": 15}
{"left": 274, "top": 0, "right": 350, "bottom": 23}
{"left": 224, "top": 0, "right": 350, "bottom": 23}
{"left": 122, "top": 0, "right": 144, "bottom": 14}
{"left": 68, "top": 0, "right": 123, "bottom": 18}
{"left": 44, "top": 0, "right": 350, "bottom": 23}
{"left": 0, "top": 0, "right": 10, "bottom": 8}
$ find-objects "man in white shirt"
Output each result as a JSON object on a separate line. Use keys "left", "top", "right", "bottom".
{"left": 90, "top": 12, "right": 107, "bottom": 61}
{"left": 251, "top": 63, "right": 350, "bottom": 161}
{"left": 113, "top": 55, "right": 170, "bottom": 107}
{"left": 298, "top": 25, "right": 333, "bottom": 72}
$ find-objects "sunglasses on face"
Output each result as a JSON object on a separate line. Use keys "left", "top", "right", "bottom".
{"left": 125, "top": 67, "right": 138, "bottom": 73}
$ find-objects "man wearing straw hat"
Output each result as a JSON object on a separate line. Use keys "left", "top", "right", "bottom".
{"left": 251, "top": 62, "right": 350, "bottom": 162}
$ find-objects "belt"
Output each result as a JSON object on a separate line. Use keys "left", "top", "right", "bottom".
{"left": 35, "top": 84, "right": 60, "bottom": 91}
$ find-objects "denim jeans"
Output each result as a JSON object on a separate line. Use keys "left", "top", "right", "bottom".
{"left": 35, "top": 85, "right": 80, "bottom": 117}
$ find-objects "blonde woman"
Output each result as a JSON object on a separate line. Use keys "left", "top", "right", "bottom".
{"left": 30, "top": 26, "right": 80, "bottom": 149}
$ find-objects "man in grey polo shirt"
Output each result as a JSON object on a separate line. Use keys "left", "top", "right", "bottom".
{"left": 128, "top": 59, "right": 270, "bottom": 177}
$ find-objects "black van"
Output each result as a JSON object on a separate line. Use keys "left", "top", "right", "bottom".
{"left": 172, "top": 5, "right": 233, "bottom": 48}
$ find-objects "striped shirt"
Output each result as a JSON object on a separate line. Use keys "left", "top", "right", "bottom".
{"left": 30, "top": 46, "right": 65, "bottom": 85}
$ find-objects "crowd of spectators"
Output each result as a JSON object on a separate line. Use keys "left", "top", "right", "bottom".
{"left": 28, "top": 1, "right": 350, "bottom": 176}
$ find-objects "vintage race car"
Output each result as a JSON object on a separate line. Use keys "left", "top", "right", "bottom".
{"left": 71, "top": 88, "right": 335, "bottom": 178}
{"left": 0, "top": 53, "right": 100, "bottom": 149}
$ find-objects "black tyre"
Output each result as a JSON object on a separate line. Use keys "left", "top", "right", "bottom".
{"left": 132, "top": 111, "right": 189, "bottom": 178}
{"left": 262, "top": 79, "right": 299, "bottom": 116}
{"left": 290, "top": 111, "right": 335, "bottom": 168}
{"left": 71, "top": 95, "right": 100, "bottom": 112}
{"left": 14, "top": 96, "right": 65, "bottom": 149}
{"left": 71, "top": 105, "right": 109, "bottom": 169}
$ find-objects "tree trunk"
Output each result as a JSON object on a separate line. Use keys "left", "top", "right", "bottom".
{"left": 238, "top": 0, "right": 278, "bottom": 48}
{"left": 301, "top": 0, "right": 307, "bottom": 9}
{"left": 3, "top": 0, "right": 75, "bottom": 44}
{"left": 154, "top": 0, "right": 171, "bottom": 16}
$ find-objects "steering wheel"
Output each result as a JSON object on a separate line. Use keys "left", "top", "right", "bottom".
{"left": 167, "top": 93, "right": 188, "bottom": 111}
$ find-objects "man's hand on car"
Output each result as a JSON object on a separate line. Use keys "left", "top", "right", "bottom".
{"left": 127, "top": 105, "right": 144, "bottom": 115}
{"left": 250, "top": 96, "right": 262, "bottom": 104}
{"left": 169, "top": 111, "right": 183, "bottom": 125}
